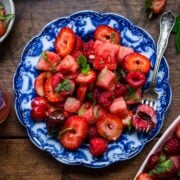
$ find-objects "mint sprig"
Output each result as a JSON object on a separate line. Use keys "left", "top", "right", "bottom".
{"left": 55, "top": 79, "right": 72, "bottom": 93}
{"left": 172, "top": 15, "right": 180, "bottom": 53}
{"left": 77, "top": 54, "right": 90, "bottom": 74}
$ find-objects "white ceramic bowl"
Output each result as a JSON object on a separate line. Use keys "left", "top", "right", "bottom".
{"left": 134, "top": 115, "right": 180, "bottom": 180}
{"left": 0, "top": 0, "right": 15, "bottom": 43}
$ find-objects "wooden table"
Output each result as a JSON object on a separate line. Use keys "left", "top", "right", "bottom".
{"left": 0, "top": 0, "right": 179, "bottom": 179}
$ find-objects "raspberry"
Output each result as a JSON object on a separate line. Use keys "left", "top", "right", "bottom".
{"left": 89, "top": 138, "right": 108, "bottom": 156}
{"left": 113, "top": 83, "right": 126, "bottom": 97}
{"left": 98, "top": 91, "right": 113, "bottom": 109}
{"left": 163, "top": 137, "right": 180, "bottom": 156}
{"left": 125, "top": 71, "right": 146, "bottom": 88}
{"left": 87, "top": 126, "right": 99, "bottom": 139}
{"left": 71, "top": 50, "right": 84, "bottom": 61}
{"left": 83, "top": 39, "right": 95, "bottom": 59}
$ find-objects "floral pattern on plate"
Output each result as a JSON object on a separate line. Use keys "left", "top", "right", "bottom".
{"left": 13, "top": 10, "right": 172, "bottom": 168}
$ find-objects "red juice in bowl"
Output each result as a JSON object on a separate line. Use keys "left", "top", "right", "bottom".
{"left": 0, "top": 88, "right": 10, "bottom": 124}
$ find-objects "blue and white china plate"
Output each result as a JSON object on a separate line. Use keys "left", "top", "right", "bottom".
{"left": 13, "top": 10, "right": 172, "bottom": 168}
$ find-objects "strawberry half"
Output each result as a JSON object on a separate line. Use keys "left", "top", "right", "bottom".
{"left": 44, "top": 76, "right": 65, "bottom": 103}
{"left": 75, "top": 70, "right": 96, "bottom": 85}
{"left": 59, "top": 116, "right": 88, "bottom": 150}
{"left": 34, "top": 72, "right": 52, "bottom": 96}
{"left": 76, "top": 85, "right": 88, "bottom": 102}
{"left": 96, "top": 114, "right": 124, "bottom": 141}
{"left": 122, "top": 52, "right": 151, "bottom": 74}
{"left": 55, "top": 27, "right": 76, "bottom": 57}
{"left": 94, "top": 25, "right": 120, "bottom": 44}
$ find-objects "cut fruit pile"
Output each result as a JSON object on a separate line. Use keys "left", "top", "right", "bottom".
{"left": 136, "top": 123, "right": 180, "bottom": 180}
{"left": 31, "top": 25, "right": 157, "bottom": 157}
{"left": 0, "top": 3, "right": 14, "bottom": 37}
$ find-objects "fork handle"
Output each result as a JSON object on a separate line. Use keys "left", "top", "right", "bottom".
{"left": 150, "top": 11, "right": 175, "bottom": 88}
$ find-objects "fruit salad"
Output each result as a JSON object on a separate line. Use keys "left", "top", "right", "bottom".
{"left": 136, "top": 122, "right": 180, "bottom": 180}
{"left": 0, "top": 2, "right": 14, "bottom": 37}
{"left": 30, "top": 24, "right": 157, "bottom": 157}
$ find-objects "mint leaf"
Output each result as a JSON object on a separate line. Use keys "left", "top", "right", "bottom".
{"left": 87, "top": 91, "right": 92, "bottom": 99}
{"left": 5, "top": 14, "right": 14, "bottom": 24}
{"left": 172, "top": 15, "right": 180, "bottom": 53}
{"left": 145, "top": 0, "right": 152, "bottom": 10}
{"left": 172, "top": 15, "right": 180, "bottom": 33}
{"left": 149, "top": 159, "right": 173, "bottom": 176}
{"left": 126, "top": 86, "right": 136, "bottom": 100}
{"left": 55, "top": 79, "right": 72, "bottom": 93}
{"left": 0, "top": 14, "right": 4, "bottom": 21}
{"left": 78, "top": 54, "right": 90, "bottom": 74}
{"left": 176, "top": 31, "right": 180, "bottom": 53}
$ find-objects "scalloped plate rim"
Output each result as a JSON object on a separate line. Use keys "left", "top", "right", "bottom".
{"left": 13, "top": 10, "right": 172, "bottom": 168}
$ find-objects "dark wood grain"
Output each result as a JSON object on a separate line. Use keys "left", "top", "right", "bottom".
{"left": 0, "top": 139, "right": 157, "bottom": 179}
{"left": 0, "top": 0, "right": 179, "bottom": 179}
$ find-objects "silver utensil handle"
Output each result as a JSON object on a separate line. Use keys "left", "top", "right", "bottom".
{"left": 151, "top": 11, "right": 175, "bottom": 88}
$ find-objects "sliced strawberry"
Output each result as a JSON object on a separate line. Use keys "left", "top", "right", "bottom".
{"left": 96, "top": 68, "right": 116, "bottom": 91}
{"left": 51, "top": 73, "right": 64, "bottom": 90}
{"left": 64, "top": 97, "right": 81, "bottom": 113}
{"left": 125, "top": 87, "right": 142, "bottom": 105}
{"left": 94, "top": 25, "right": 120, "bottom": 44}
{"left": 34, "top": 72, "right": 52, "bottom": 96}
{"left": 64, "top": 71, "right": 79, "bottom": 80}
{"left": 44, "top": 76, "right": 65, "bottom": 103}
{"left": 109, "top": 96, "right": 129, "bottom": 118}
{"left": 36, "top": 51, "right": 61, "bottom": 72}
{"left": 75, "top": 70, "right": 96, "bottom": 85}
{"left": 56, "top": 55, "right": 79, "bottom": 74}
{"left": 122, "top": 52, "right": 151, "bottom": 74}
{"left": 117, "top": 46, "right": 134, "bottom": 65}
{"left": 78, "top": 102, "right": 107, "bottom": 125}
{"left": 93, "top": 40, "right": 119, "bottom": 70}
{"left": 59, "top": 116, "right": 88, "bottom": 150}
{"left": 76, "top": 86, "right": 88, "bottom": 102}
{"left": 96, "top": 114, "right": 124, "bottom": 141}
{"left": 55, "top": 27, "right": 76, "bottom": 57}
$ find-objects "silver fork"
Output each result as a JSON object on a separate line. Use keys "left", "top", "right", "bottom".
{"left": 142, "top": 11, "right": 176, "bottom": 110}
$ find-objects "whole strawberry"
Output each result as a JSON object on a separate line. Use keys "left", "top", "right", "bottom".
{"left": 163, "top": 137, "right": 180, "bottom": 156}
{"left": 145, "top": 0, "right": 167, "bottom": 19}
{"left": 89, "top": 138, "right": 108, "bottom": 157}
